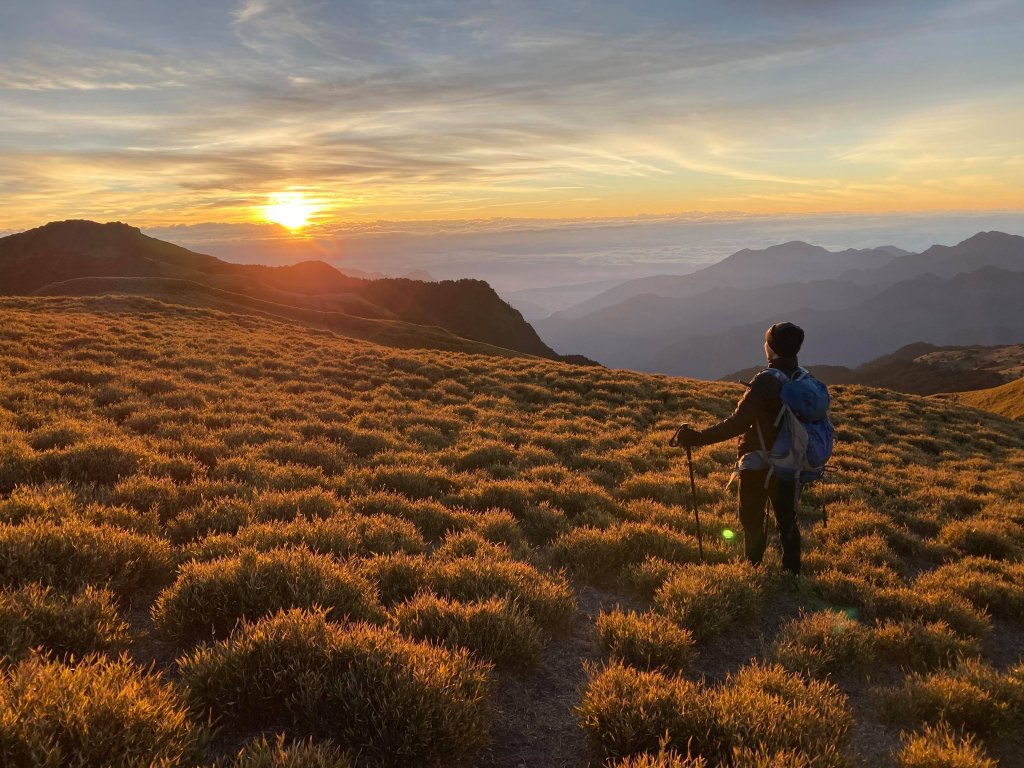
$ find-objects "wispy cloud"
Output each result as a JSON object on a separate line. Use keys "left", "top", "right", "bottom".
{"left": 0, "top": 0, "right": 1021, "bottom": 229}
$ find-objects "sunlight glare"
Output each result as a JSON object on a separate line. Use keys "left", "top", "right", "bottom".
{"left": 263, "top": 193, "right": 314, "bottom": 230}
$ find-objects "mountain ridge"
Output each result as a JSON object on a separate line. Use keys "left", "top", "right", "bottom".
{"left": 0, "top": 220, "right": 572, "bottom": 362}
{"left": 558, "top": 241, "right": 904, "bottom": 318}
{"left": 536, "top": 231, "right": 1024, "bottom": 377}
{"left": 645, "top": 266, "right": 1024, "bottom": 378}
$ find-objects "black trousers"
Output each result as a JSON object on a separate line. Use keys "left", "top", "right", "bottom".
{"left": 738, "top": 469, "right": 801, "bottom": 574}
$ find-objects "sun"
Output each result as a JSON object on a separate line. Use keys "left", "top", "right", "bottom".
{"left": 263, "top": 193, "right": 314, "bottom": 230}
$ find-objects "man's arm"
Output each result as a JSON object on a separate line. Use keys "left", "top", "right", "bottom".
{"left": 693, "top": 386, "right": 763, "bottom": 446}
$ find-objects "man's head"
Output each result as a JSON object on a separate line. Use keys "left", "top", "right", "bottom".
{"left": 764, "top": 322, "right": 804, "bottom": 360}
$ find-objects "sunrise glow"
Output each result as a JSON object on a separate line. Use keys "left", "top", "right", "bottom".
{"left": 0, "top": 2, "right": 1020, "bottom": 231}
{"left": 263, "top": 194, "right": 314, "bottom": 230}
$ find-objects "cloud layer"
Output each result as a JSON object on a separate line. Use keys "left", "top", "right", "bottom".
{"left": 1, "top": 0, "right": 1022, "bottom": 229}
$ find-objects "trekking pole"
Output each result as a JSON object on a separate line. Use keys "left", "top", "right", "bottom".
{"left": 686, "top": 446, "right": 705, "bottom": 563}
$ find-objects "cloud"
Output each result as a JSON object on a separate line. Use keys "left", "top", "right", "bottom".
{"left": 0, "top": 0, "right": 1021, "bottom": 228}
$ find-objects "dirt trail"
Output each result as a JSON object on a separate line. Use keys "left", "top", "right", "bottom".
{"left": 477, "top": 568, "right": 1024, "bottom": 768}
{"left": 477, "top": 585, "right": 641, "bottom": 768}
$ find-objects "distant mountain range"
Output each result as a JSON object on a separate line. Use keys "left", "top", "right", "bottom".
{"left": 0, "top": 221, "right": 580, "bottom": 362}
{"left": 536, "top": 231, "right": 1024, "bottom": 378}
{"left": 722, "top": 342, "right": 1024, "bottom": 396}
{"left": 557, "top": 241, "right": 909, "bottom": 319}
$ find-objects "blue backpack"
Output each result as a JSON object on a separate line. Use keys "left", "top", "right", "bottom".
{"left": 756, "top": 367, "right": 834, "bottom": 485}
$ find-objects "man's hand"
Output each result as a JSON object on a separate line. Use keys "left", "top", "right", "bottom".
{"left": 669, "top": 424, "right": 702, "bottom": 448}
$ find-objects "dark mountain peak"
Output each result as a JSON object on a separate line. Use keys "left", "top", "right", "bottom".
{"left": 875, "top": 245, "right": 912, "bottom": 257}
{"left": 921, "top": 230, "right": 1024, "bottom": 257}
{"left": 36, "top": 219, "right": 140, "bottom": 234}
{"left": 732, "top": 241, "right": 822, "bottom": 257}
{"left": 768, "top": 240, "right": 820, "bottom": 251}
{"left": 960, "top": 230, "right": 1023, "bottom": 245}
{"left": 8, "top": 219, "right": 145, "bottom": 248}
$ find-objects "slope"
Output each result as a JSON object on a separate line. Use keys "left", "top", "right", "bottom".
{"left": 955, "top": 377, "right": 1024, "bottom": 420}
{"left": 30, "top": 279, "right": 528, "bottom": 358}
{"left": 0, "top": 220, "right": 560, "bottom": 359}
{"left": 1, "top": 296, "right": 1023, "bottom": 767}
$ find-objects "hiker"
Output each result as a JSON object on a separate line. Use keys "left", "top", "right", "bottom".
{"left": 670, "top": 322, "right": 810, "bottom": 575}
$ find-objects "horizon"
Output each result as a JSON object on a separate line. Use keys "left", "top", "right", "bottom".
{"left": 6, "top": 209, "right": 1024, "bottom": 296}
{"left": 2, "top": 0, "right": 1023, "bottom": 238}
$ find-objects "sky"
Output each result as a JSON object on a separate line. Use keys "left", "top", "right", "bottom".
{"left": 1, "top": 0, "right": 1023, "bottom": 236}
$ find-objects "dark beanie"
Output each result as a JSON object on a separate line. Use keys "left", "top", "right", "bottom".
{"left": 765, "top": 322, "right": 804, "bottom": 357}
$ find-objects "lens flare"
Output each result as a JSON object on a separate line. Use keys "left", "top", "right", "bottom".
{"left": 721, "top": 528, "right": 736, "bottom": 540}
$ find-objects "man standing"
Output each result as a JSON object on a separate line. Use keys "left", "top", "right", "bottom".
{"left": 671, "top": 322, "right": 806, "bottom": 575}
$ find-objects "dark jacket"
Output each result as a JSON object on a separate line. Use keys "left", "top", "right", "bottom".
{"left": 696, "top": 356, "right": 800, "bottom": 457}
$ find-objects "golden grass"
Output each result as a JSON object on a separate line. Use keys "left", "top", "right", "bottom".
{"left": 0, "top": 654, "right": 206, "bottom": 768}
{"left": 179, "top": 608, "right": 490, "bottom": 766}
{"left": 896, "top": 723, "right": 997, "bottom": 768}
{"left": 1, "top": 296, "right": 1023, "bottom": 765}
{"left": 954, "top": 376, "right": 1024, "bottom": 421}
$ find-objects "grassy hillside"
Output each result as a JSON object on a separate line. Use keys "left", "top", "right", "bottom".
{"left": 955, "top": 378, "right": 1024, "bottom": 421}
{"left": 1, "top": 296, "right": 1023, "bottom": 767}
{"left": 31, "top": 280, "right": 527, "bottom": 358}
{"left": 1, "top": 220, "right": 565, "bottom": 361}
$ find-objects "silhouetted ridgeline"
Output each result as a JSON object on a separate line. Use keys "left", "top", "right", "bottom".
{"left": 537, "top": 232, "right": 1024, "bottom": 378}
{"left": 0, "top": 220, "right": 588, "bottom": 363}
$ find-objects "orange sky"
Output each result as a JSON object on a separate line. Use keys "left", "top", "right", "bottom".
{"left": 1, "top": 1, "right": 1022, "bottom": 232}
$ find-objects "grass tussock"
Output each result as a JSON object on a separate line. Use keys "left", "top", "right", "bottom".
{"left": 878, "top": 658, "right": 1024, "bottom": 736}
{"left": 654, "top": 562, "right": 762, "bottom": 642}
{"left": 579, "top": 661, "right": 850, "bottom": 767}
{"left": 715, "top": 662, "right": 851, "bottom": 767}
{"left": 938, "top": 518, "right": 1023, "bottom": 561}
{"left": 0, "top": 584, "right": 131, "bottom": 662}
{"left": 428, "top": 556, "right": 575, "bottom": 631}
{"left": 770, "top": 610, "right": 873, "bottom": 677}
{"left": 896, "top": 723, "right": 996, "bottom": 768}
{"left": 0, "top": 654, "right": 206, "bottom": 768}
{"left": 219, "top": 735, "right": 353, "bottom": 768}
{"left": 390, "top": 593, "right": 543, "bottom": 668}
{"left": 551, "top": 522, "right": 704, "bottom": 583}
{"left": 608, "top": 747, "right": 710, "bottom": 767}
{"left": 915, "top": 557, "right": 1024, "bottom": 620}
{"left": 152, "top": 548, "right": 382, "bottom": 645}
{"left": 183, "top": 513, "right": 425, "bottom": 562}
{"left": 0, "top": 519, "right": 173, "bottom": 597}
{"left": 771, "top": 611, "right": 978, "bottom": 677}
{"left": 596, "top": 609, "right": 696, "bottom": 672}
{"left": 578, "top": 661, "right": 729, "bottom": 763}
{"left": 179, "top": 608, "right": 490, "bottom": 767}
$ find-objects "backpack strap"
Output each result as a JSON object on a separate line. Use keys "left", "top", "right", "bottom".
{"left": 754, "top": 418, "right": 777, "bottom": 489}
{"left": 759, "top": 368, "right": 790, "bottom": 385}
